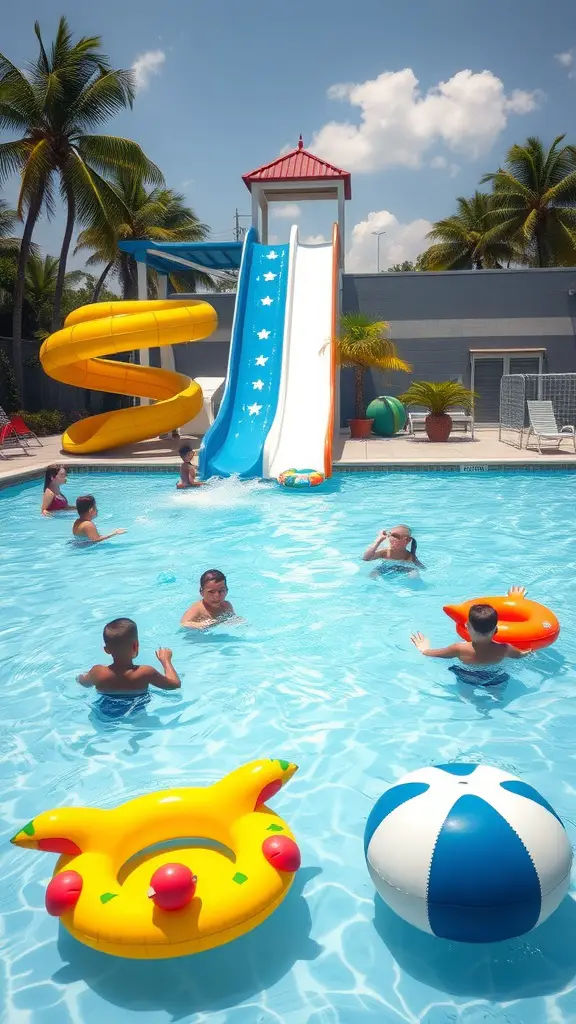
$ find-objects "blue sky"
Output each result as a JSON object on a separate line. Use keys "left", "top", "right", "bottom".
{"left": 2, "top": 0, "right": 575, "bottom": 273}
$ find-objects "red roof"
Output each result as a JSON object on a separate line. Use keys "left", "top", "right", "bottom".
{"left": 242, "top": 136, "right": 351, "bottom": 199}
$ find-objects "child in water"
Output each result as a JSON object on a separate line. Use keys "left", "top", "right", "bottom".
{"left": 78, "top": 617, "right": 181, "bottom": 717}
{"left": 181, "top": 569, "right": 236, "bottom": 629}
{"left": 363, "top": 524, "right": 424, "bottom": 569}
{"left": 177, "top": 445, "right": 202, "bottom": 488}
{"left": 411, "top": 586, "right": 529, "bottom": 686}
{"left": 72, "top": 495, "right": 126, "bottom": 543}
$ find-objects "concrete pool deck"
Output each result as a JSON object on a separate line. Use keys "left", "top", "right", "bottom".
{"left": 1, "top": 429, "right": 576, "bottom": 488}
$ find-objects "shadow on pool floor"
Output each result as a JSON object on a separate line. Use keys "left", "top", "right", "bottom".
{"left": 52, "top": 867, "right": 321, "bottom": 1017}
{"left": 374, "top": 892, "right": 576, "bottom": 999}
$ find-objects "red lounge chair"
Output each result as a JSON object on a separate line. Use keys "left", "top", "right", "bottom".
{"left": 0, "top": 421, "right": 31, "bottom": 458}
{"left": 9, "top": 414, "right": 43, "bottom": 448}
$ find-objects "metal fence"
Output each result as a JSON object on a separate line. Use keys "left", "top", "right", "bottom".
{"left": 499, "top": 373, "right": 576, "bottom": 448}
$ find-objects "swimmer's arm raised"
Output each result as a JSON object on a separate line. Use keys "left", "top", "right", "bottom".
{"left": 363, "top": 531, "right": 387, "bottom": 561}
{"left": 148, "top": 649, "right": 181, "bottom": 689}
{"left": 411, "top": 633, "right": 460, "bottom": 658}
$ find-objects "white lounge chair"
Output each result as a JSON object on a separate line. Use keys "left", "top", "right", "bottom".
{"left": 526, "top": 400, "right": 576, "bottom": 453}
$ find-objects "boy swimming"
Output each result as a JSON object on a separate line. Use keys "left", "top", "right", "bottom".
{"left": 181, "top": 569, "right": 235, "bottom": 629}
{"left": 177, "top": 445, "right": 202, "bottom": 488}
{"left": 72, "top": 495, "right": 126, "bottom": 543}
{"left": 411, "top": 585, "right": 529, "bottom": 685}
{"left": 78, "top": 618, "right": 181, "bottom": 716}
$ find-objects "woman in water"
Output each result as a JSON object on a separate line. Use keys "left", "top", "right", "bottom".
{"left": 41, "top": 465, "right": 75, "bottom": 516}
{"left": 362, "top": 524, "right": 424, "bottom": 569}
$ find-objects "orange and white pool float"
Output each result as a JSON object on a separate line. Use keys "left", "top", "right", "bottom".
{"left": 444, "top": 594, "right": 560, "bottom": 651}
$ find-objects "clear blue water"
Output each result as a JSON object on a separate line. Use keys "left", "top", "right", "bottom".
{"left": 1, "top": 469, "right": 576, "bottom": 1024}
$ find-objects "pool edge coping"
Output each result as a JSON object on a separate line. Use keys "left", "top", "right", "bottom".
{"left": 2, "top": 456, "right": 576, "bottom": 490}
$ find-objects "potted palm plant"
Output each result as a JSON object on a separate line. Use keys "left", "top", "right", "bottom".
{"left": 399, "top": 380, "right": 477, "bottom": 442}
{"left": 337, "top": 313, "right": 411, "bottom": 438}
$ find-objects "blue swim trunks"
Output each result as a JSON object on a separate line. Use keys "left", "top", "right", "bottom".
{"left": 94, "top": 692, "right": 151, "bottom": 719}
{"left": 449, "top": 665, "right": 509, "bottom": 688}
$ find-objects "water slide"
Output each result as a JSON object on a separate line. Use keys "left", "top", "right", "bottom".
{"left": 40, "top": 299, "right": 217, "bottom": 454}
{"left": 263, "top": 224, "right": 338, "bottom": 480}
{"left": 200, "top": 224, "right": 338, "bottom": 479}
{"left": 200, "top": 228, "right": 290, "bottom": 478}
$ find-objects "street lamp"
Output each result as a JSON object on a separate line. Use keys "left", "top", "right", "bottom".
{"left": 372, "top": 230, "right": 386, "bottom": 273}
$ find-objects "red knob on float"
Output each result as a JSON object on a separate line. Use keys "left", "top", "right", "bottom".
{"left": 45, "top": 870, "right": 83, "bottom": 917}
{"left": 148, "top": 863, "right": 196, "bottom": 911}
{"left": 262, "top": 835, "right": 301, "bottom": 872}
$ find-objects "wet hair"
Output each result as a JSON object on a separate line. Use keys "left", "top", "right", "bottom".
{"left": 200, "top": 569, "right": 227, "bottom": 590}
{"left": 76, "top": 494, "right": 96, "bottom": 516}
{"left": 468, "top": 603, "right": 498, "bottom": 635}
{"left": 103, "top": 617, "right": 138, "bottom": 651}
{"left": 179, "top": 444, "right": 193, "bottom": 458}
{"left": 44, "top": 464, "right": 63, "bottom": 490}
{"left": 395, "top": 524, "right": 417, "bottom": 558}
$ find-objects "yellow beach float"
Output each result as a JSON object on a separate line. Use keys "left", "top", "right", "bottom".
{"left": 11, "top": 758, "right": 300, "bottom": 959}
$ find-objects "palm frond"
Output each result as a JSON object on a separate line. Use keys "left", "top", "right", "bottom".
{"left": 399, "top": 380, "right": 477, "bottom": 414}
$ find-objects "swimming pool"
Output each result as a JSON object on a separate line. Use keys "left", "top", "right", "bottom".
{"left": 1, "top": 469, "right": 576, "bottom": 1024}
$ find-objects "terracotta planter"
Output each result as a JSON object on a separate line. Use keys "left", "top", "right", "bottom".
{"left": 425, "top": 413, "right": 452, "bottom": 442}
{"left": 349, "top": 418, "right": 374, "bottom": 439}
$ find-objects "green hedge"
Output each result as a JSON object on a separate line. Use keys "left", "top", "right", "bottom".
{"left": 17, "top": 409, "right": 88, "bottom": 436}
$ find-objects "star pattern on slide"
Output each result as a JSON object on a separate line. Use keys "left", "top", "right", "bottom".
{"left": 252, "top": 379, "right": 264, "bottom": 391}
{"left": 266, "top": 251, "right": 279, "bottom": 260}
{"left": 261, "top": 296, "right": 273, "bottom": 306}
{"left": 263, "top": 271, "right": 276, "bottom": 282}
{"left": 257, "top": 329, "right": 271, "bottom": 340}
{"left": 255, "top": 355, "right": 268, "bottom": 366}
{"left": 248, "top": 403, "right": 262, "bottom": 416}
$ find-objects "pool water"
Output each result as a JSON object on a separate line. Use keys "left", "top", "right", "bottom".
{"left": 1, "top": 469, "right": 576, "bottom": 1024}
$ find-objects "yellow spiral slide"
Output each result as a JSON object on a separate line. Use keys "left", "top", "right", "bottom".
{"left": 40, "top": 299, "right": 218, "bottom": 454}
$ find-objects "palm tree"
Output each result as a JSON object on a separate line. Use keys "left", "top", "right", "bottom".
{"left": 75, "top": 170, "right": 211, "bottom": 300}
{"left": 0, "top": 17, "right": 162, "bottom": 397}
{"left": 419, "top": 192, "right": 514, "bottom": 270}
{"left": 337, "top": 312, "right": 411, "bottom": 421}
{"left": 24, "top": 252, "right": 84, "bottom": 335}
{"left": 481, "top": 136, "right": 576, "bottom": 268}
{"left": 0, "top": 198, "right": 20, "bottom": 254}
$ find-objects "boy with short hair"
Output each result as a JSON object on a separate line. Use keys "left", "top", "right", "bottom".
{"left": 411, "top": 585, "right": 530, "bottom": 685}
{"left": 78, "top": 618, "right": 181, "bottom": 716}
{"left": 177, "top": 445, "right": 202, "bottom": 488}
{"left": 181, "top": 569, "right": 235, "bottom": 629}
{"left": 72, "top": 495, "right": 126, "bottom": 543}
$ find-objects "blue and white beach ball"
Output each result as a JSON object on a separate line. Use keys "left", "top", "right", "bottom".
{"left": 364, "top": 763, "right": 572, "bottom": 943}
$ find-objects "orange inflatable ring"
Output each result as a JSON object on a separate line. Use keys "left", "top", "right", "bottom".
{"left": 443, "top": 595, "right": 560, "bottom": 652}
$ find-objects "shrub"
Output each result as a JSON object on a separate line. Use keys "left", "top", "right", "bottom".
{"left": 0, "top": 349, "right": 21, "bottom": 412}
{"left": 17, "top": 409, "right": 89, "bottom": 436}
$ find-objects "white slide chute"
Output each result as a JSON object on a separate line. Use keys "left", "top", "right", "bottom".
{"left": 263, "top": 224, "right": 338, "bottom": 479}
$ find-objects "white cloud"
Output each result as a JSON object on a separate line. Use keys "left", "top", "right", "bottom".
{"left": 312, "top": 68, "right": 542, "bottom": 172}
{"left": 272, "top": 203, "right": 301, "bottom": 219}
{"left": 303, "top": 234, "right": 327, "bottom": 244}
{"left": 430, "top": 155, "right": 460, "bottom": 177}
{"left": 346, "top": 209, "right": 432, "bottom": 272}
{"left": 132, "top": 50, "right": 166, "bottom": 91}
{"left": 554, "top": 49, "right": 576, "bottom": 78}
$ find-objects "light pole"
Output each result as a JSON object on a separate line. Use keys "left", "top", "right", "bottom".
{"left": 372, "top": 230, "right": 386, "bottom": 273}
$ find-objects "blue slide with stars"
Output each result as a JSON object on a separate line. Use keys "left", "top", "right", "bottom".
{"left": 199, "top": 227, "right": 290, "bottom": 478}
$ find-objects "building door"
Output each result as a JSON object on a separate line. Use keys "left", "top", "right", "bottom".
{"left": 471, "top": 353, "right": 543, "bottom": 424}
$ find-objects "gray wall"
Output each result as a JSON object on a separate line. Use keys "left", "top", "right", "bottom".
{"left": 172, "top": 294, "right": 235, "bottom": 380}
{"left": 341, "top": 268, "right": 576, "bottom": 424}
